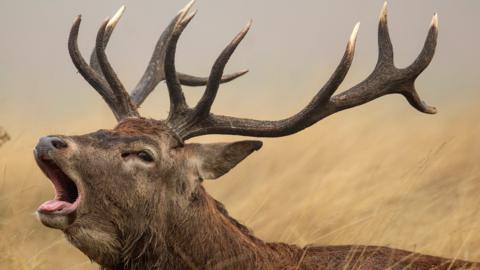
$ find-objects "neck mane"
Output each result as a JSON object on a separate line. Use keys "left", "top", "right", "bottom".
{"left": 106, "top": 186, "right": 301, "bottom": 270}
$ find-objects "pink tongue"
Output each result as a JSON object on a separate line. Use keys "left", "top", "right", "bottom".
{"left": 38, "top": 200, "right": 73, "bottom": 213}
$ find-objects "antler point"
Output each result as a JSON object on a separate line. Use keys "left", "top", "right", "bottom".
{"left": 380, "top": 2, "right": 388, "bottom": 21}
{"left": 431, "top": 13, "right": 439, "bottom": 28}
{"left": 244, "top": 20, "right": 253, "bottom": 32}
{"left": 424, "top": 104, "right": 437, "bottom": 114}
{"left": 107, "top": 6, "right": 125, "bottom": 28}
{"left": 349, "top": 22, "right": 360, "bottom": 48}
{"left": 179, "top": 0, "right": 196, "bottom": 17}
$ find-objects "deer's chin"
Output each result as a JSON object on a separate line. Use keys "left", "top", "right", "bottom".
{"left": 35, "top": 152, "right": 82, "bottom": 230}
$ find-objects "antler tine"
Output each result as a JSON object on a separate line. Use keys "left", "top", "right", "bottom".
{"left": 316, "top": 22, "right": 360, "bottom": 102}
{"left": 95, "top": 18, "right": 139, "bottom": 119}
{"left": 90, "top": 5, "right": 126, "bottom": 77}
{"left": 177, "top": 70, "right": 249, "bottom": 86}
{"left": 68, "top": 15, "right": 126, "bottom": 121}
{"left": 190, "top": 21, "right": 252, "bottom": 123}
{"left": 399, "top": 14, "right": 438, "bottom": 114}
{"left": 406, "top": 14, "right": 439, "bottom": 77}
{"left": 164, "top": 9, "right": 198, "bottom": 121}
{"left": 377, "top": 2, "right": 394, "bottom": 67}
{"left": 130, "top": 0, "right": 248, "bottom": 108}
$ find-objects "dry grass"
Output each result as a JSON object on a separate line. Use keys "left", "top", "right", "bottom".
{"left": 1, "top": 103, "right": 480, "bottom": 269}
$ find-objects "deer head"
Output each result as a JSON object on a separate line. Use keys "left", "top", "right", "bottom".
{"left": 34, "top": 1, "right": 438, "bottom": 268}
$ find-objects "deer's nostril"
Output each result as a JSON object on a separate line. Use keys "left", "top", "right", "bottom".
{"left": 50, "top": 137, "right": 68, "bottom": 149}
{"left": 35, "top": 136, "right": 69, "bottom": 160}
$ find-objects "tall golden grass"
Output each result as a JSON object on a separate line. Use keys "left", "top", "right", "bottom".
{"left": 1, "top": 102, "right": 479, "bottom": 269}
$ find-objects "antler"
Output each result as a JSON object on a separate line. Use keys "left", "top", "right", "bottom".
{"left": 68, "top": 1, "right": 247, "bottom": 121}
{"left": 163, "top": 2, "right": 438, "bottom": 140}
{"left": 68, "top": 1, "right": 438, "bottom": 141}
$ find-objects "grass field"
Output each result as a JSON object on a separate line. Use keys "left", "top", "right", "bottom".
{"left": 1, "top": 101, "right": 479, "bottom": 269}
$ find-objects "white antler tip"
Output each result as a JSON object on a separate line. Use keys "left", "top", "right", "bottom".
{"left": 380, "top": 2, "right": 388, "bottom": 21}
{"left": 246, "top": 19, "right": 253, "bottom": 29}
{"left": 179, "top": 0, "right": 196, "bottom": 16}
{"left": 349, "top": 22, "right": 360, "bottom": 46}
{"left": 108, "top": 5, "right": 126, "bottom": 28}
{"left": 431, "top": 13, "right": 439, "bottom": 28}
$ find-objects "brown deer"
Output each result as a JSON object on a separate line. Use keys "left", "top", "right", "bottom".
{"left": 34, "top": 1, "right": 479, "bottom": 269}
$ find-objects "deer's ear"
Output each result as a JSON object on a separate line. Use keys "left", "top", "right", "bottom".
{"left": 183, "top": 140, "right": 262, "bottom": 180}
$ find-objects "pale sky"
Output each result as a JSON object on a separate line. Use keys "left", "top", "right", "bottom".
{"left": 0, "top": 0, "right": 478, "bottom": 134}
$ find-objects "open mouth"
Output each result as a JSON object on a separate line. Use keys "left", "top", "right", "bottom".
{"left": 35, "top": 153, "right": 80, "bottom": 216}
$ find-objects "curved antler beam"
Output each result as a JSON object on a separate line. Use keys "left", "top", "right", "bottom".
{"left": 176, "top": 22, "right": 360, "bottom": 139}
{"left": 173, "top": 2, "right": 438, "bottom": 140}
{"left": 191, "top": 21, "right": 252, "bottom": 122}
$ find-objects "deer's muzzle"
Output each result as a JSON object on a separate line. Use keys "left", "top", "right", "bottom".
{"left": 34, "top": 136, "right": 80, "bottom": 230}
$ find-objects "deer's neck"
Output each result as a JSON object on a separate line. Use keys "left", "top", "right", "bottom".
{"left": 108, "top": 186, "right": 300, "bottom": 270}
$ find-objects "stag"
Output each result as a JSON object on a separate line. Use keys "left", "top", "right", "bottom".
{"left": 34, "top": 1, "right": 479, "bottom": 269}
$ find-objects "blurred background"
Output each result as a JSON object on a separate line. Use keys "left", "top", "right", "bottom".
{"left": 0, "top": 0, "right": 479, "bottom": 269}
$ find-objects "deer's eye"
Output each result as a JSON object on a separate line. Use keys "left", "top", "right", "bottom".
{"left": 137, "top": 151, "right": 154, "bottom": 163}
